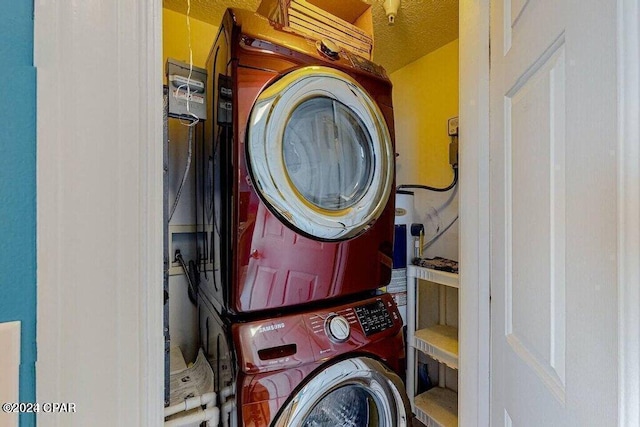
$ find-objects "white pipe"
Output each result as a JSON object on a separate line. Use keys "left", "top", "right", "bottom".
{"left": 221, "top": 398, "right": 236, "bottom": 427}
{"left": 164, "top": 392, "right": 216, "bottom": 418}
{"left": 201, "top": 392, "right": 216, "bottom": 410}
{"left": 219, "top": 385, "right": 234, "bottom": 403}
{"left": 164, "top": 407, "right": 220, "bottom": 427}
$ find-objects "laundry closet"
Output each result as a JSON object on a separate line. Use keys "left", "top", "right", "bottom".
{"left": 162, "top": 1, "right": 460, "bottom": 425}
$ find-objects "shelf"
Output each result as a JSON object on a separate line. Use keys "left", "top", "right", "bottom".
{"left": 414, "top": 387, "right": 458, "bottom": 427}
{"left": 407, "top": 264, "right": 460, "bottom": 424}
{"left": 414, "top": 325, "right": 459, "bottom": 369}
{"left": 408, "top": 265, "right": 459, "bottom": 288}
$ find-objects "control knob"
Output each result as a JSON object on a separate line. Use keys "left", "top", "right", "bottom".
{"left": 325, "top": 314, "right": 350, "bottom": 343}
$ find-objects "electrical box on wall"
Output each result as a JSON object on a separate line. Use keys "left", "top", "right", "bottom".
{"left": 166, "top": 58, "right": 207, "bottom": 121}
{"left": 447, "top": 116, "right": 458, "bottom": 136}
{"left": 448, "top": 116, "right": 459, "bottom": 167}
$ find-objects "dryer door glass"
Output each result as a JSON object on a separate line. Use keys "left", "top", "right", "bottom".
{"left": 248, "top": 66, "right": 394, "bottom": 241}
{"left": 283, "top": 96, "right": 374, "bottom": 211}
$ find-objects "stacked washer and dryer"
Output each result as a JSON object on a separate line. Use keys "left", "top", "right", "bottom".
{"left": 196, "top": 9, "right": 410, "bottom": 426}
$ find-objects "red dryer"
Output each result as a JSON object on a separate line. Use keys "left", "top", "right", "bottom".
{"left": 197, "top": 9, "right": 397, "bottom": 315}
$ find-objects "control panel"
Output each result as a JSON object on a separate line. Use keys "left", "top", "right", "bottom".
{"left": 354, "top": 299, "right": 394, "bottom": 336}
{"left": 235, "top": 294, "right": 401, "bottom": 374}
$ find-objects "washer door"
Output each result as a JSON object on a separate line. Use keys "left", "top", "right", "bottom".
{"left": 272, "top": 357, "right": 410, "bottom": 427}
{"left": 247, "top": 66, "right": 394, "bottom": 241}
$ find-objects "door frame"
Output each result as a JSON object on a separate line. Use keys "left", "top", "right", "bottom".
{"left": 35, "top": 0, "right": 164, "bottom": 425}
{"left": 617, "top": 0, "right": 640, "bottom": 425}
{"left": 33, "top": 0, "right": 638, "bottom": 426}
{"left": 458, "top": 0, "right": 491, "bottom": 425}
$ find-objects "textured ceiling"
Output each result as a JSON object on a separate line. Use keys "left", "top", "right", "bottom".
{"left": 163, "top": 0, "right": 458, "bottom": 73}
{"left": 371, "top": 0, "right": 458, "bottom": 72}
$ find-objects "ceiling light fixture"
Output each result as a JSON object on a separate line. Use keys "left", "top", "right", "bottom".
{"left": 382, "top": 0, "right": 400, "bottom": 25}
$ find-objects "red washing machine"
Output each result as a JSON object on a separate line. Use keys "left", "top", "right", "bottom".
{"left": 199, "top": 292, "right": 410, "bottom": 426}
{"left": 197, "top": 9, "right": 397, "bottom": 315}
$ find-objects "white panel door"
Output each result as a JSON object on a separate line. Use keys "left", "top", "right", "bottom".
{"left": 490, "top": 0, "right": 618, "bottom": 425}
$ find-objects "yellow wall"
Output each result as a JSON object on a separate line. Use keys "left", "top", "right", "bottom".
{"left": 390, "top": 39, "right": 459, "bottom": 187}
{"left": 163, "top": 8, "right": 217, "bottom": 75}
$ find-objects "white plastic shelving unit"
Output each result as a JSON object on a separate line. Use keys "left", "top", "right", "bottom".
{"left": 406, "top": 265, "right": 459, "bottom": 426}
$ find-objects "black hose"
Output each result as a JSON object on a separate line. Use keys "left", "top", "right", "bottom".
{"left": 397, "top": 167, "right": 458, "bottom": 193}
{"left": 175, "top": 250, "right": 198, "bottom": 305}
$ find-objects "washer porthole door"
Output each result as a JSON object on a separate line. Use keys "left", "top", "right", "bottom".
{"left": 272, "top": 357, "right": 410, "bottom": 427}
{"left": 248, "top": 66, "right": 394, "bottom": 241}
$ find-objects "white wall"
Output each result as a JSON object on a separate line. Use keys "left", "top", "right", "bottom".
{"left": 167, "top": 121, "right": 200, "bottom": 364}
{"left": 391, "top": 40, "right": 460, "bottom": 262}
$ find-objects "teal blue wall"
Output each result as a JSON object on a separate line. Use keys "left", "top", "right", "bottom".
{"left": 0, "top": 1, "right": 37, "bottom": 425}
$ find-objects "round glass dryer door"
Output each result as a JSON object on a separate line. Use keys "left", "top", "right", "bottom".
{"left": 247, "top": 66, "right": 394, "bottom": 240}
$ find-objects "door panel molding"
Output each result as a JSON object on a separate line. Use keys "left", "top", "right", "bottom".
{"left": 506, "top": 335, "right": 565, "bottom": 404}
{"left": 503, "top": 0, "right": 532, "bottom": 54}
{"left": 505, "top": 33, "right": 565, "bottom": 99}
{"left": 503, "top": 45, "right": 567, "bottom": 403}
{"left": 504, "top": 409, "right": 513, "bottom": 427}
